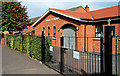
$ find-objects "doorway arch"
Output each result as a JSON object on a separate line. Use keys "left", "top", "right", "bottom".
{"left": 61, "top": 24, "right": 76, "bottom": 50}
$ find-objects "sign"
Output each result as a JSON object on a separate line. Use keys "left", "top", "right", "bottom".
{"left": 50, "top": 46, "right": 53, "bottom": 51}
{"left": 73, "top": 51, "right": 79, "bottom": 59}
{"left": 46, "top": 17, "right": 59, "bottom": 21}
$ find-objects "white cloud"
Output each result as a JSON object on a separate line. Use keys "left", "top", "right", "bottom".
{"left": 18, "top": 0, "right": 120, "bottom": 2}
{"left": 19, "top": 1, "right": 118, "bottom": 19}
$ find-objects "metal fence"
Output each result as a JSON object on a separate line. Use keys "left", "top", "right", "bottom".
{"left": 5, "top": 33, "right": 119, "bottom": 75}
{"left": 44, "top": 35, "right": 119, "bottom": 75}
{"left": 43, "top": 36, "right": 102, "bottom": 75}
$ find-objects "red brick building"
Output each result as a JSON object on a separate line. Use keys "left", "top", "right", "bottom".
{"left": 27, "top": 5, "right": 120, "bottom": 53}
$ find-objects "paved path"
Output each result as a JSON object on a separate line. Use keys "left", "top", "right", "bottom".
{"left": 1, "top": 45, "right": 60, "bottom": 75}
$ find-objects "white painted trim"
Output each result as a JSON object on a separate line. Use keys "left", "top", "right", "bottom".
{"left": 93, "top": 38, "right": 101, "bottom": 40}
{"left": 31, "top": 10, "right": 50, "bottom": 27}
{"left": 31, "top": 9, "right": 89, "bottom": 27}
{"left": 31, "top": 8, "right": 120, "bottom": 27}
{"left": 91, "top": 14, "right": 94, "bottom": 20}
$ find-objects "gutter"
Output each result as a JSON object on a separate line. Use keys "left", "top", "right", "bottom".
{"left": 31, "top": 9, "right": 120, "bottom": 27}
{"left": 88, "top": 18, "right": 120, "bottom": 23}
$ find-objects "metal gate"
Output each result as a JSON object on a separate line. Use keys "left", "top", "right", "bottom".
{"left": 43, "top": 26, "right": 119, "bottom": 76}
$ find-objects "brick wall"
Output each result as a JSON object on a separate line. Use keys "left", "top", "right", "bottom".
{"left": 34, "top": 12, "right": 119, "bottom": 53}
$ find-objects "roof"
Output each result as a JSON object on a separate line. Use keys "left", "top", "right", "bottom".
{"left": 22, "top": 26, "right": 34, "bottom": 34}
{"left": 89, "top": 5, "right": 120, "bottom": 19}
{"left": 67, "top": 6, "right": 82, "bottom": 11}
{"left": 32, "top": 5, "right": 120, "bottom": 27}
{"left": 29, "top": 16, "right": 41, "bottom": 23}
{"left": 26, "top": 30, "right": 34, "bottom": 34}
{"left": 50, "top": 8, "right": 92, "bottom": 19}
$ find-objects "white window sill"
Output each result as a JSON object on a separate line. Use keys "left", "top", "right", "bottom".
{"left": 93, "top": 38, "right": 101, "bottom": 40}
{"left": 52, "top": 38, "right": 56, "bottom": 40}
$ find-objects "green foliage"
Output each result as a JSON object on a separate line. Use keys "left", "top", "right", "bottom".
{"left": 2, "top": 2, "right": 29, "bottom": 32}
{"left": 29, "top": 36, "right": 42, "bottom": 60}
{"left": 26, "top": 36, "right": 30, "bottom": 56}
{"left": 6, "top": 35, "right": 12, "bottom": 47}
{"left": 45, "top": 37, "right": 52, "bottom": 62}
{"left": 6, "top": 35, "right": 52, "bottom": 62}
{"left": 10, "top": 36, "right": 14, "bottom": 49}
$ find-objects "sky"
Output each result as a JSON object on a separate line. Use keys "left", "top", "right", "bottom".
{"left": 17, "top": 0, "right": 119, "bottom": 19}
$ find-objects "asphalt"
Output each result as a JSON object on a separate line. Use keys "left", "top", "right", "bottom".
{"left": 1, "top": 45, "right": 61, "bottom": 75}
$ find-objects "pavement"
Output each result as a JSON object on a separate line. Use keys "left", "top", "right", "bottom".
{"left": 1, "top": 45, "right": 61, "bottom": 75}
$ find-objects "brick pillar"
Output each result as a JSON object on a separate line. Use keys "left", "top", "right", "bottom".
{"left": 1, "top": 34, "right": 7, "bottom": 46}
{"left": 1, "top": 34, "right": 4, "bottom": 45}
{"left": 4, "top": 34, "right": 6, "bottom": 46}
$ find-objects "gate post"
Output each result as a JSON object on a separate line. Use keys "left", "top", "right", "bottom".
{"left": 104, "top": 26, "right": 115, "bottom": 76}
{"left": 41, "top": 31, "right": 45, "bottom": 63}
{"left": 60, "top": 36, "right": 64, "bottom": 73}
{"left": 100, "top": 37, "right": 104, "bottom": 75}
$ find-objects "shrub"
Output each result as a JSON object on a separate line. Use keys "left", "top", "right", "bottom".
{"left": 6, "top": 35, "right": 52, "bottom": 62}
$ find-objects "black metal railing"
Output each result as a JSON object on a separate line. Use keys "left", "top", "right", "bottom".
{"left": 44, "top": 35, "right": 119, "bottom": 75}
{"left": 6, "top": 33, "right": 119, "bottom": 75}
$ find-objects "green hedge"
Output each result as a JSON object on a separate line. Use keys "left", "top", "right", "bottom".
{"left": 6, "top": 35, "right": 52, "bottom": 62}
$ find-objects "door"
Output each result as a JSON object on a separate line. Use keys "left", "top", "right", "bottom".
{"left": 62, "top": 25, "right": 76, "bottom": 50}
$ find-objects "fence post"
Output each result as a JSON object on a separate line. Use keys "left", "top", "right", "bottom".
{"left": 104, "top": 26, "right": 115, "bottom": 76}
{"left": 60, "top": 36, "right": 64, "bottom": 73}
{"left": 100, "top": 37, "right": 104, "bottom": 75}
{"left": 119, "top": 54, "right": 120, "bottom": 76}
{"left": 41, "top": 31, "right": 45, "bottom": 63}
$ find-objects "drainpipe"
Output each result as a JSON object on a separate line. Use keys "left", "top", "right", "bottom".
{"left": 84, "top": 24, "right": 86, "bottom": 52}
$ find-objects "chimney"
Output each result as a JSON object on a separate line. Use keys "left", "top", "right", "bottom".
{"left": 85, "top": 5, "right": 89, "bottom": 12}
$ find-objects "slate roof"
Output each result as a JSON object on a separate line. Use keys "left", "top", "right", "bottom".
{"left": 29, "top": 16, "right": 41, "bottom": 24}
{"left": 66, "top": 6, "right": 82, "bottom": 11}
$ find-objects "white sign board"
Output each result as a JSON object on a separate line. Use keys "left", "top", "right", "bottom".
{"left": 46, "top": 17, "right": 59, "bottom": 21}
{"left": 73, "top": 51, "right": 79, "bottom": 59}
{"left": 50, "top": 46, "right": 53, "bottom": 51}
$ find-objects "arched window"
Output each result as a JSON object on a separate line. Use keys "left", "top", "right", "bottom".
{"left": 43, "top": 27, "right": 45, "bottom": 33}
{"left": 48, "top": 27, "right": 50, "bottom": 36}
{"left": 54, "top": 26, "right": 56, "bottom": 38}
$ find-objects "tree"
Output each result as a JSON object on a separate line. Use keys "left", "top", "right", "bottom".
{"left": 2, "top": 2, "right": 29, "bottom": 33}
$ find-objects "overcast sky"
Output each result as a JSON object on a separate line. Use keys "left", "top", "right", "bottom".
{"left": 18, "top": 0, "right": 119, "bottom": 19}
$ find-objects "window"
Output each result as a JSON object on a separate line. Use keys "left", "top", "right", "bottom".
{"left": 95, "top": 25, "right": 103, "bottom": 37}
{"left": 48, "top": 27, "right": 50, "bottom": 36}
{"left": 54, "top": 26, "right": 56, "bottom": 38}
{"left": 43, "top": 27, "right": 45, "bottom": 33}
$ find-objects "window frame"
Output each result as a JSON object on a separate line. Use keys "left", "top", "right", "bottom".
{"left": 95, "top": 25, "right": 103, "bottom": 37}
{"left": 54, "top": 26, "right": 56, "bottom": 38}
{"left": 48, "top": 27, "right": 50, "bottom": 37}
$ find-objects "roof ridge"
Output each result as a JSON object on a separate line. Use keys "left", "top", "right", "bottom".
{"left": 50, "top": 7, "right": 89, "bottom": 14}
